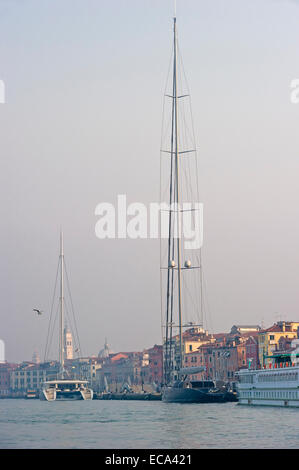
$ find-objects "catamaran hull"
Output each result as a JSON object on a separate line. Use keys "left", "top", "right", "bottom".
{"left": 162, "top": 387, "right": 228, "bottom": 403}
{"left": 39, "top": 389, "right": 93, "bottom": 401}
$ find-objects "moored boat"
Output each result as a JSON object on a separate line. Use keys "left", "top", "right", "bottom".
{"left": 159, "top": 12, "right": 236, "bottom": 405}
{"left": 162, "top": 368, "right": 237, "bottom": 403}
{"left": 163, "top": 380, "right": 226, "bottom": 403}
{"left": 236, "top": 350, "right": 299, "bottom": 407}
{"left": 39, "top": 233, "right": 93, "bottom": 401}
{"left": 40, "top": 379, "right": 93, "bottom": 401}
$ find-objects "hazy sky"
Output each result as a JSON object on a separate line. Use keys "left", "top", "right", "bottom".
{"left": 1, "top": 0, "right": 299, "bottom": 362}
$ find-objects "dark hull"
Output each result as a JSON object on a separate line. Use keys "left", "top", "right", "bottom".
{"left": 96, "top": 393, "right": 162, "bottom": 401}
{"left": 56, "top": 391, "right": 84, "bottom": 400}
{"left": 223, "top": 391, "right": 238, "bottom": 402}
{"left": 162, "top": 387, "right": 232, "bottom": 403}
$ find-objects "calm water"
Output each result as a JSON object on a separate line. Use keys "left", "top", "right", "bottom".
{"left": 0, "top": 399, "right": 298, "bottom": 449}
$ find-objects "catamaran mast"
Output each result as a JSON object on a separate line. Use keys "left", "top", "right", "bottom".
{"left": 59, "top": 231, "right": 64, "bottom": 377}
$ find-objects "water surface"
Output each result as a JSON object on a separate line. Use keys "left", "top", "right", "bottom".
{"left": 0, "top": 400, "right": 298, "bottom": 448}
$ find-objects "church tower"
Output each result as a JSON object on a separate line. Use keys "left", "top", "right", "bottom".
{"left": 64, "top": 325, "right": 73, "bottom": 360}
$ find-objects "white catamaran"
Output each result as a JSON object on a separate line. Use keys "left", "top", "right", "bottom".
{"left": 40, "top": 233, "right": 93, "bottom": 401}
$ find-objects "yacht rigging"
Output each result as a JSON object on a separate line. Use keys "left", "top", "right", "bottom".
{"left": 160, "top": 14, "right": 235, "bottom": 403}
{"left": 40, "top": 232, "right": 93, "bottom": 401}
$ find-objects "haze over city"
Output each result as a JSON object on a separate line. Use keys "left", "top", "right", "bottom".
{"left": 2, "top": 0, "right": 299, "bottom": 362}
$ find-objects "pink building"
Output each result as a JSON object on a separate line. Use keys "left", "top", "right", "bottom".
{"left": 245, "top": 336, "right": 259, "bottom": 369}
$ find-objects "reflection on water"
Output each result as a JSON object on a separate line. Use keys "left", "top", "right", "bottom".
{"left": 0, "top": 400, "right": 298, "bottom": 449}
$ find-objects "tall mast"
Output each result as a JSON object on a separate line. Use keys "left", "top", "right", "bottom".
{"left": 173, "top": 16, "right": 183, "bottom": 372}
{"left": 162, "top": 11, "right": 204, "bottom": 385}
{"left": 163, "top": 15, "right": 183, "bottom": 385}
{"left": 59, "top": 231, "right": 64, "bottom": 377}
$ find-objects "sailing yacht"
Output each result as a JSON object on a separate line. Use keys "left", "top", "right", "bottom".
{"left": 39, "top": 233, "right": 93, "bottom": 401}
{"left": 160, "top": 15, "right": 235, "bottom": 404}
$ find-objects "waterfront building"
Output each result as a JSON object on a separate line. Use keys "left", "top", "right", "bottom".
{"left": 95, "top": 347, "right": 162, "bottom": 393}
{"left": 66, "top": 356, "right": 102, "bottom": 387}
{"left": 146, "top": 345, "right": 163, "bottom": 385}
{"left": 183, "top": 327, "right": 214, "bottom": 354}
{"left": 97, "top": 352, "right": 142, "bottom": 392}
{"left": 10, "top": 362, "right": 60, "bottom": 395}
{"left": 163, "top": 327, "right": 214, "bottom": 382}
{"left": 230, "top": 325, "right": 261, "bottom": 335}
{"left": 80, "top": 358, "right": 102, "bottom": 386}
{"left": 183, "top": 350, "right": 205, "bottom": 381}
{"left": 0, "top": 363, "right": 18, "bottom": 396}
{"left": 0, "top": 368, "right": 10, "bottom": 395}
{"left": 184, "top": 330, "right": 251, "bottom": 384}
{"left": 199, "top": 342, "right": 245, "bottom": 383}
{"left": 162, "top": 325, "right": 259, "bottom": 383}
{"left": 244, "top": 335, "right": 259, "bottom": 369}
{"left": 258, "top": 321, "right": 299, "bottom": 367}
{"left": 276, "top": 335, "right": 295, "bottom": 354}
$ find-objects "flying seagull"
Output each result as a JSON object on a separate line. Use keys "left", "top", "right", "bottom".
{"left": 33, "top": 309, "right": 43, "bottom": 315}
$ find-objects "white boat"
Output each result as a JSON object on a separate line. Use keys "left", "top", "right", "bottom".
{"left": 40, "top": 379, "right": 93, "bottom": 401}
{"left": 236, "top": 354, "right": 299, "bottom": 407}
{"left": 40, "top": 233, "right": 93, "bottom": 401}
